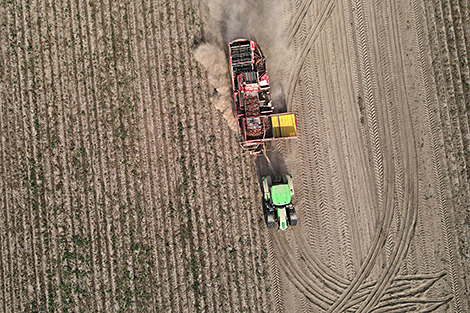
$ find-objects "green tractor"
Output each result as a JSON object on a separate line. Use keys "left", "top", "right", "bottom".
{"left": 262, "top": 174, "right": 297, "bottom": 230}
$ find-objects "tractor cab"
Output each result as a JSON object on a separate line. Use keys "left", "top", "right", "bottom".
{"left": 262, "top": 175, "right": 297, "bottom": 230}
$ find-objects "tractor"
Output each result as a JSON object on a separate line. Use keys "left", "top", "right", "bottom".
{"left": 262, "top": 174, "right": 297, "bottom": 230}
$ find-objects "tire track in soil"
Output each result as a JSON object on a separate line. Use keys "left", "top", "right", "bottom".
{"left": 390, "top": 0, "right": 421, "bottom": 277}
{"left": 290, "top": 5, "right": 326, "bottom": 267}
{"left": 286, "top": 0, "right": 314, "bottom": 41}
{"left": 317, "top": 22, "right": 355, "bottom": 278}
{"left": 349, "top": 0, "right": 421, "bottom": 308}
{"left": 327, "top": 0, "right": 399, "bottom": 309}
{"left": 328, "top": 0, "right": 373, "bottom": 278}
{"left": 272, "top": 3, "right": 306, "bottom": 308}
{"left": 286, "top": 4, "right": 356, "bottom": 291}
{"left": 285, "top": 0, "right": 336, "bottom": 107}
{"left": 271, "top": 234, "right": 337, "bottom": 309}
{"left": 411, "top": 0, "right": 442, "bottom": 273}
{"left": 305, "top": 37, "right": 338, "bottom": 273}
{"left": 373, "top": 0, "right": 407, "bottom": 267}
{"left": 267, "top": 234, "right": 283, "bottom": 313}
{"left": 321, "top": 7, "right": 361, "bottom": 279}
{"left": 288, "top": 0, "right": 359, "bottom": 289}
{"left": 291, "top": 2, "right": 358, "bottom": 281}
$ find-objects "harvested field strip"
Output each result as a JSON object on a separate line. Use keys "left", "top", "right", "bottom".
{"left": 285, "top": 0, "right": 336, "bottom": 107}
{"left": 373, "top": 0, "right": 406, "bottom": 265}
{"left": 318, "top": 26, "right": 355, "bottom": 276}
{"left": 322, "top": 10, "right": 357, "bottom": 279}
{"left": 291, "top": 4, "right": 326, "bottom": 263}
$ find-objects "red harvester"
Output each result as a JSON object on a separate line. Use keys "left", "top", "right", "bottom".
{"left": 229, "top": 39, "right": 298, "bottom": 154}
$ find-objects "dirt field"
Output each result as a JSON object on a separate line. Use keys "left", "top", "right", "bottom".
{"left": 0, "top": 0, "right": 469, "bottom": 312}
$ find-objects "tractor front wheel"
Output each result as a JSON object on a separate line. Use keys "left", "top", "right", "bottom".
{"left": 288, "top": 208, "right": 297, "bottom": 226}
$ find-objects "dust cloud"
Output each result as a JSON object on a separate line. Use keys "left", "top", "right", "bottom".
{"left": 193, "top": 0, "right": 293, "bottom": 131}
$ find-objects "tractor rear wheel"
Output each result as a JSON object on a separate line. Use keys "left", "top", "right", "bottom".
{"left": 288, "top": 208, "right": 297, "bottom": 226}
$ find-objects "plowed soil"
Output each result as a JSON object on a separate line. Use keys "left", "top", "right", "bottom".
{"left": 0, "top": 0, "right": 469, "bottom": 313}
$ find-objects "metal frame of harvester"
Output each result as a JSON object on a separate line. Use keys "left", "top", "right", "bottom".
{"left": 228, "top": 39, "right": 299, "bottom": 154}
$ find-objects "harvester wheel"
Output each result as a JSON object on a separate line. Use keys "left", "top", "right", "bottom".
{"left": 288, "top": 208, "right": 297, "bottom": 226}
{"left": 266, "top": 211, "right": 275, "bottom": 229}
